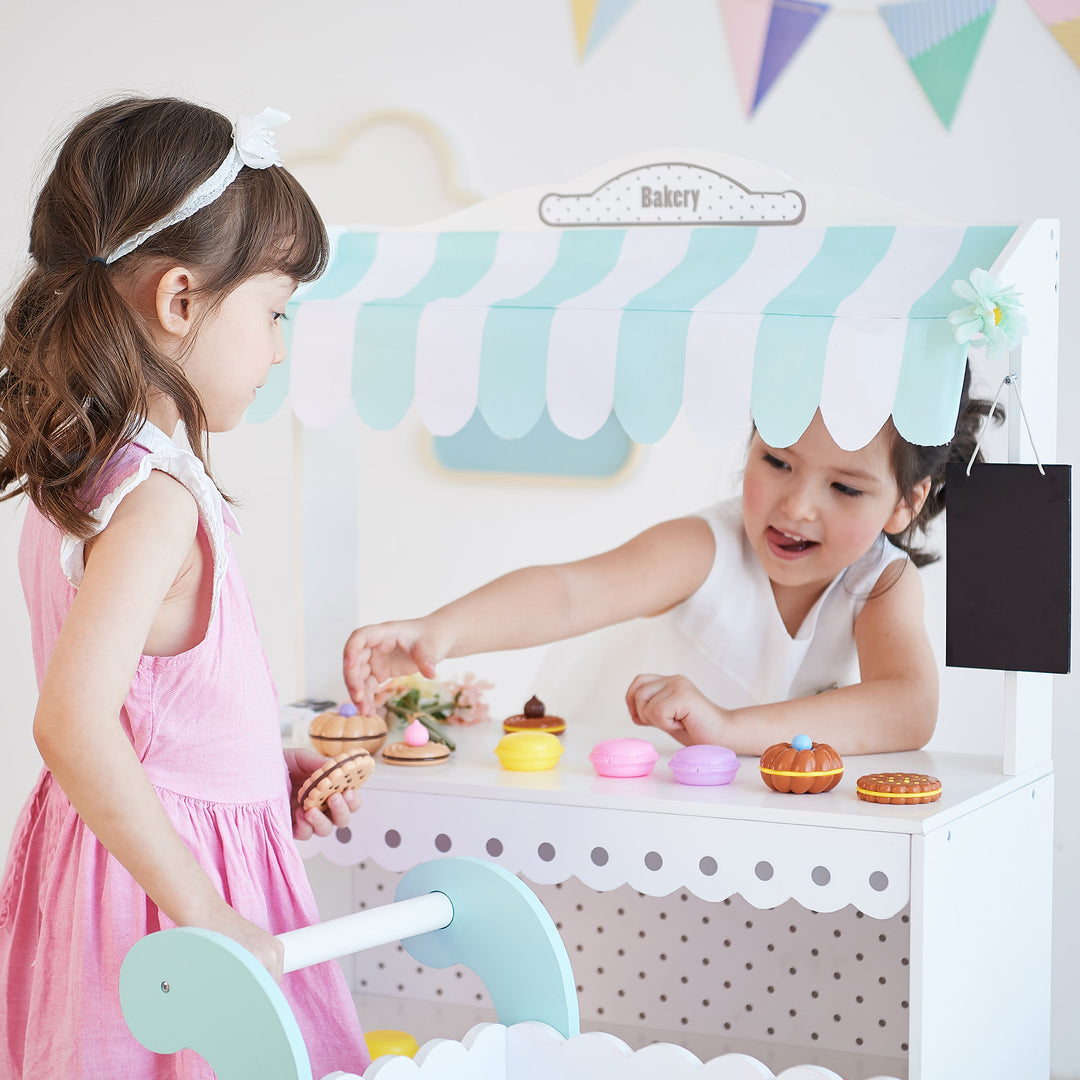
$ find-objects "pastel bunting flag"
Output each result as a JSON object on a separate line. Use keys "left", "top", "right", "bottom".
{"left": 1025, "top": 0, "right": 1080, "bottom": 70}
{"left": 571, "top": 0, "right": 639, "bottom": 59}
{"left": 879, "top": 0, "right": 996, "bottom": 127}
{"left": 718, "top": 0, "right": 830, "bottom": 115}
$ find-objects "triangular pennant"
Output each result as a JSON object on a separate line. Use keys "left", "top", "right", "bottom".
{"left": 753, "top": 0, "right": 830, "bottom": 112}
{"left": 1026, "top": 0, "right": 1080, "bottom": 70}
{"left": 570, "top": 0, "right": 638, "bottom": 59}
{"left": 880, "top": 0, "right": 996, "bottom": 127}
{"left": 718, "top": 0, "right": 775, "bottom": 115}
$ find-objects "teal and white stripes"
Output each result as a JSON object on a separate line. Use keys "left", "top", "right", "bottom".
{"left": 262, "top": 223, "right": 1018, "bottom": 449}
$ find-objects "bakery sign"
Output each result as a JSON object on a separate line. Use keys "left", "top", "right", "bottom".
{"left": 538, "top": 163, "right": 806, "bottom": 227}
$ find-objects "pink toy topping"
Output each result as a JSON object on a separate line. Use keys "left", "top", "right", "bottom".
{"left": 404, "top": 718, "right": 430, "bottom": 747}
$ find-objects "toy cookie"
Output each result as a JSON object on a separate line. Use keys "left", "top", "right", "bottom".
{"left": 309, "top": 702, "right": 389, "bottom": 756}
{"left": 758, "top": 734, "right": 844, "bottom": 794}
{"left": 296, "top": 750, "right": 375, "bottom": 813}
{"left": 856, "top": 772, "right": 942, "bottom": 804}
{"left": 495, "top": 730, "right": 564, "bottom": 771}
{"left": 381, "top": 718, "right": 451, "bottom": 767}
{"left": 503, "top": 695, "right": 566, "bottom": 735}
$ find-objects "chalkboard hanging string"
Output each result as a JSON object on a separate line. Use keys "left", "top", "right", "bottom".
{"left": 966, "top": 373, "right": 1046, "bottom": 477}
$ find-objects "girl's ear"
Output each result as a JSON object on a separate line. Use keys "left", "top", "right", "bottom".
{"left": 153, "top": 267, "right": 196, "bottom": 342}
{"left": 884, "top": 476, "right": 932, "bottom": 535}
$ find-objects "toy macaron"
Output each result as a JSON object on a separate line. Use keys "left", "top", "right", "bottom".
{"left": 296, "top": 750, "right": 375, "bottom": 813}
{"left": 588, "top": 737, "right": 659, "bottom": 778}
{"left": 758, "top": 734, "right": 844, "bottom": 794}
{"left": 495, "top": 730, "right": 564, "bottom": 771}
{"left": 669, "top": 744, "right": 740, "bottom": 786}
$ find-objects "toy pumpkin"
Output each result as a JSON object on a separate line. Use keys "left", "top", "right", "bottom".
{"left": 309, "top": 702, "right": 389, "bottom": 756}
{"left": 758, "top": 734, "right": 844, "bottom": 794}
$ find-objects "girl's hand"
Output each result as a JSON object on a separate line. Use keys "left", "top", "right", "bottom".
{"left": 625, "top": 673, "right": 729, "bottom": 746}
{"left": 286, "top": 747, "right": 364, "bottom": 841}
{"left": 189, "top": 902, "right": 285, "bottom": 983}
{"left": 343, "top": 618, "right": 449, "bottom": 712}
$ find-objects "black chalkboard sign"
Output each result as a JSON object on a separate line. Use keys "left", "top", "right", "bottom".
{"left": 946, "top": 462, "right": 1071, "bottom": 674}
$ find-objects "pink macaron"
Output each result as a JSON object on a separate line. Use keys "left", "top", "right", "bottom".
{"left": 588, "top": 737, "right": 660, "bottom": 778}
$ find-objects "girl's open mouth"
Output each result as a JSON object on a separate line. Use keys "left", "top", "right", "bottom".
{"left": 766, "top": 526, "right": 820, "bottom": 559}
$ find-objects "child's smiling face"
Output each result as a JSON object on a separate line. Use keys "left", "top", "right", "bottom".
{"left": 741, "top": 411, "right": 917, "bottom": 596}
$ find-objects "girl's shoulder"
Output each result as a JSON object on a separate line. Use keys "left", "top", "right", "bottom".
{"left": 61, "top": 422, "right": 235, "bottom": 592}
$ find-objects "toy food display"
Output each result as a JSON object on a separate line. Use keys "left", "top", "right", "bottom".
{"left": 758, "top": 734, "right": 844, "bottom": 794}
{"left": 309, "top": 702, "right": 389, "bottom": 756}
{"left": 669, "top": 744, "right": 740, "bottom": 786}
{"left": 296, "top": 750, "right": 374, "bottom": 813}
{"left": 382, "top": 718, "right": 452, "bottom": 767}
{"left": 503, "top": 695, "right": 567, "bottom": 735}
{"left": 494, "top": 730, "right": 564, "bottom": 771}
{"left": 856, "top": 772, "right": 942, "bottom": 804}
{"left": 588, "top": 737, "right": 660, "bottom": 778}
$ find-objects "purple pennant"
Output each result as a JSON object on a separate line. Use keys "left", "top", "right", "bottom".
{"left": 753, "top": 0, "right": 830, "bottom": 111}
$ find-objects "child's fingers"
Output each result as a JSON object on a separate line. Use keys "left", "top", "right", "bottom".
{"left": 625, "top": 673, "right": 670, "bottom": 723}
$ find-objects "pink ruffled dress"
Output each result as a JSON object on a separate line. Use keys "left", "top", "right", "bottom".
{"left": 0, "top": 422, "right": 369, "bottom": 1078}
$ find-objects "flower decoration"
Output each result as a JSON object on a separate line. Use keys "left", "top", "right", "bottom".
{"left": 378, "top": 673, "right": 494, "bottom": 750}
{"left": 948, "top": 268, "right": 1028, "bottom": 361}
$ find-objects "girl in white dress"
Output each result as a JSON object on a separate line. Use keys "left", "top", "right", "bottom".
{"left": 345, "top": 372, "right": 992, "bottom": 756}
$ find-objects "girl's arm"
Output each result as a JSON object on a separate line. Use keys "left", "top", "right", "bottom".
{"left": 627, "top": 561, "right": 939, "bottom": 756}
{"left": 33, "top": 470, "right": 284, "bottom": 979}
{"left": 345, "top": 516, "right": 716, "bottom": 709}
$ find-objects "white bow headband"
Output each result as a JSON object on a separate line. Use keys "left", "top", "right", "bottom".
{"left": 103, "top": 107, "right": 289, "bottom": 265}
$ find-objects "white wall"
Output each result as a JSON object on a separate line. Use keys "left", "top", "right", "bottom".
{"left": 1, "top": 0, "right": 1077, "bottom": 1073}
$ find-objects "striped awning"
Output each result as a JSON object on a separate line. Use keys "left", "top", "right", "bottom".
{"left": 251, "top": 223, "right": 1019, "bottom": 448}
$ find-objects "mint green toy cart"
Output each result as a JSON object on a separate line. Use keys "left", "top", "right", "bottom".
{"left": 120, "top": 857, "right": 579, "bottom": 1080}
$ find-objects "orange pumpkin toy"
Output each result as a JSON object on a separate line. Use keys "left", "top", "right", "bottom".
{"left": 759, "top": 734, "right": 844, "bottom": 794}
{"left": 309, "top": 703, "right": 389, "bottom": 757}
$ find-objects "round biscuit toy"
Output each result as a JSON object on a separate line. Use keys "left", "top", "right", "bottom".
{"left": 856, "top": 772, "right": 942, "bottom": 805}
{"left": 296, "top": 750, "right": 375, "bottom": 814}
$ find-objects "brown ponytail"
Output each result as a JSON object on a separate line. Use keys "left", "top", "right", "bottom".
{"left": 887, "top": 360, "right": 1004, "bottom": 567}
{"left": 0, "top": 96, "right": 327, "bottom": 538}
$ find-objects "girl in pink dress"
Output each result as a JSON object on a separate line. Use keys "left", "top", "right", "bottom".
{"left": 0, "top": 98, "right": 370, "bottom": 1078}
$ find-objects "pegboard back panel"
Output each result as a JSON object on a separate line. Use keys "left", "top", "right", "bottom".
{"left": 314, "top": 790, "right": 911, "bottom": 918}
{"left": 347, "top": 861, "right": 911, "bottom": 1068}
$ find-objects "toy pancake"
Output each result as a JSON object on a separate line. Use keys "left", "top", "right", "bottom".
{"left": 502, "top": 695, "right": 566, "bottom": 735}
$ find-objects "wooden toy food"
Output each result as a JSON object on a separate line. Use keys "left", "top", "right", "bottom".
{"left": 309, "top": 702, "right": 389, "bottom": 756}
{"left": 758, "top": 734, "right": 844, "bottom": 794}
{"left": 669, "top": 744, "right": 740, "bottom": 786}
{"left": 856, "top": 772, "right": 942, "bottom": 804}
{"left": 296, "top": 750, "right": 375, "bottom": 813}
{"left": 588, "top": 737, "right": 659, "bottom": 778}
{"left": 503, "top": 695, "right": 566, "bottom": 735}
{"left": 382, "top": 717, "right": 452, "bottom": 766}
{"left": 495, "top": 730, "right": 564, "bottom": 771}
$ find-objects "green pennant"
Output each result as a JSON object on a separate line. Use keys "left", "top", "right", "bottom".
{"left": 908, "top": 9, "right": 994, "bottom": 127}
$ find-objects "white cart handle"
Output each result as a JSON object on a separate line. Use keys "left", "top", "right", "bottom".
{"left": 277, "top": 891, "right": 454, "bottom": 974}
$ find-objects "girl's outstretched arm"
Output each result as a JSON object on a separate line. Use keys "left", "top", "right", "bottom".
{"left": 345, "top": 516, "right": 716, "bottom": 711}
{"left": 32, "top": 470, "right": 285, "bottom": 980}
{"left": 628, "top": 560, "right": 939, "bottom": 757}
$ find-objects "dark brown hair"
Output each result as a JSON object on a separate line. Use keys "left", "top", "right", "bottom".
{"left": 0, "top": 96, "right": 328, "bottom": 538}
{"left": 887, "top": 360, "right": 1003, "bottom": 567}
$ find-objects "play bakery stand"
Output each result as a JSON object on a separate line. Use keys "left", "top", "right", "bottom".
{"left": 272, "top": 157, "right": 1058, "bottom": 1080}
